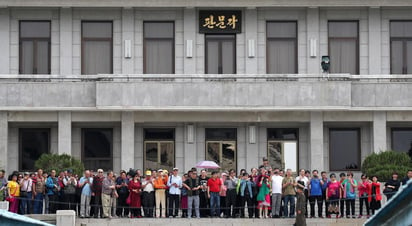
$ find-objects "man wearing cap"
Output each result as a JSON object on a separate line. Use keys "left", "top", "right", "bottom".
{"left": 141, "top": 170, "right": 155, "bottom": 217}
{"left": 154, "top": 169, "right": 168, "bottom": 218}
{"left": 63, "top": 169, "right": 77, "bottom": 211}
{"left": 295, "top": 186, "right": 307, "bottom": 226}
{"left": 167, "top": 168, "right": 182, "bottom": 218}
{"left": 19, "top": 172, "right": 33, "bottom": 214}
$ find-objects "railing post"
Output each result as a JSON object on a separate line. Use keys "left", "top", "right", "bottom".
{"left": 56, "top": 210, "right": 76, "bottom": 226}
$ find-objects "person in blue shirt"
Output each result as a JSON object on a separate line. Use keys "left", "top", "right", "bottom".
{"left": 79, "top": 170, "right": 93, "bottom": 218}
{"left": 308, "top": 170, "right": 323, "bottom": 218}
{"left": 320, "top": 171, "right": 330, "bottom": 217}
{"left": 45, "top": 170, "right": 60, "bottom": 214}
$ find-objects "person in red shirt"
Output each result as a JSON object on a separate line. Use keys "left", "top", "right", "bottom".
{"left": 368, "top": 176, "right": 382, "bottom": 215}
{"left": 207, "top": 171, "right": 222, "bottom": 217}
{"left": 358, "top": 174, "right": 371, "bottom": 218}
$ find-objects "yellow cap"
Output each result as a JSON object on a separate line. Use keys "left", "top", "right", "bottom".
{"left": 145, "top": 170, "right": 151, "bottom": 176}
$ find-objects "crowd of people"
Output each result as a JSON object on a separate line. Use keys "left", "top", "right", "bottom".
{"left": 0, "top": 158, "right": 411, "bottom": 223}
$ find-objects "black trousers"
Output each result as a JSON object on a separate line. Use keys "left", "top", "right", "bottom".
{"left": 130, "top": 206, "right": 142, "bottom": 217}
{"left": 142, "top": 191, "right": 155, "bottom": 217}
{"left": 322, "top": 192, "right": 329, "bottom": 216}
{"left": 116, "top": 192, "right": 130, "bottom": 217}
{"left": 64, "top": 193, "right": 77, "bottom": 211}
{"left": 48, "top": 194, "right": 58, "bottom": 214}
{"left": 226, "top": 189, "right": 237, "bottom": 217}
{"left": 199, "top": 192, "right": 209, "bottom": 217}
{"left": 168, "top": 194, "right": 180, "bottom": 217}
{"left": 340, "top": 199, "right": 345, "bottom": 216}
{"left": 240, "top": 195, "right": 254, "bottom": 218}
{"left": 345, "top": 199, "right": 355, "bottom": 216}
{"left": 93, "top": 194, "right": 103, "bottom": 217}
{"left": 309, "top": 195, "right": 323, "bottom": 217}
{"left": 359, "top": 196, "right": 370, "bottom": 216}
{"left": 304, "top": 189, "right": 309, "bottom": 217}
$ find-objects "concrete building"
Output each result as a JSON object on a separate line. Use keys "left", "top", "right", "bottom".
{"left": 0, "top": 0, "right": 412, "bottom": 175}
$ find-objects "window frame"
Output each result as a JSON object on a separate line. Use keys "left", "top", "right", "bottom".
{"left": 205, "top": 34, "right": 237, "bottom": 74}
{"left": 143, "top": 21, "right": 175, "bottom": 74}
{"left": 19, "top": 20, "right": 51, "bottom": 74}
{"left": 389, "top": 20, "right": 412, "bottom": 74}
{"left": 266, "top": 128, "right": 299, "bottom": 171}
{"left": 81, "top": 21, "right": 113, "bottom": 75}
{"left": 266, "top": 21, "right": 298, "bottom": 74}
{"left": 205, "top": 128, "right": 237, "bottom": 171}
{"left": 143, "top": 128, "right": 175, "bottom": 171}
{"left": 19, "top": 128, "right": 51, "bottom": 171}
{"left": 81, "top": 128, "right": 113, "bottom": 170}
{"left": 328, "top": 128, "right": 361, "bottom": 171}
{"left": 391, "top": 127, "right": 412, "bottom": 152}
{"left": 327, "top": 20, "right": 359, "bottom": 75}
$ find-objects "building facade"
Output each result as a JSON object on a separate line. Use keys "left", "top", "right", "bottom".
{"left": 0, "top": 0, "right": 412, "bottom": 174}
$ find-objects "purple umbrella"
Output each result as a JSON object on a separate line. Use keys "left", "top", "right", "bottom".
{"left": 195, "top": 160, "right": 220, "bottom": 169}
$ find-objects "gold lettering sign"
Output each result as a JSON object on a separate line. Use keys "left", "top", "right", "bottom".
{"left": 199, "top": 11, "right": 242, "bottom": 33}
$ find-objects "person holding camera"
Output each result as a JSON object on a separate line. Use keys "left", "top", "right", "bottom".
{"left": 153, "top": 169, "right": 168, "bottom": 218}
{"left": 282, "top": 169, "right": 296, "bottom": 218}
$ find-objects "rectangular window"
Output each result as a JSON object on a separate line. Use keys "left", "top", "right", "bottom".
{"left": 19, "top": 21, "right": 51, "bottom": 74}
{"left": 391, "top": 128, "right": 412, "bottom": 153}
{"left": 205, "top": 128, "right": 237, "bottom": 171}
{"left": 81, "top": 21, "right": 113, "bottom": 75}
{"left": 267, "top": 128, "right": 298, "bottom": 172}
{"left": 144, "top": 128, "right": 175, "bottom": 171}
{"left": 328, "top": 21, "right": 359, "bottom": 74}
{"left": 390, "top": 21, "right": 412, "bottom": 74}
{"left": 143, "top": 22, "right": 175, "bottom": 74}
{"left": 19, "top": 128, "right": 50, "bottom": 171}
{"left": 82, "top": 128, "right": 113, "bottom": 171}
{"left": 266, "top": 21, "right": 297, "bottom": 74}
{"left": 205, "top": 34, "right": 236, "bottom": 74}
{"left": 329, "top": 128, "right": 360, "bottom": 171}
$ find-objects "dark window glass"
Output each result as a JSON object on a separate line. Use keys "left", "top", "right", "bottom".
{"left": 328, "top": 21, "right": 358, "bottom": 74}
{"left": 81, "top": 21, "right": 113, "bottom": 75}
{"left": 205, "top": 34, "right": 236, "bottom": 74}
{"left": 82, "top": 128, "right": 113, "bottom": 171}
{"left": 19, "top": 128, "right": 50, "bottom": 171}
{"left": 144, "top": 128, "right": 175, "bottom": 140}
{"left": 267, "top": 21, "right": 297, "bottom": 74}
{"left": 267, "top": 128, "right": 298, "bottom": 140}
{"left": 329, "top": 129, "right": 360, "bottom": 171}
{"left": 206, "top": 128, "right": 237, "bottom": 140}
{"left": 391, "top": 128, "right": 412, "bottom": 153}
{"left": 390, "top": 21, "right": 412, "bottom": 74}
{"left": 19, "top": 21, "right": 51, "bottom": 74}
{"left": 143, "top": 22, "right": 174, "bottom": 74}
{"left": 144, "top": 128, "right": 175, "bottom": 171}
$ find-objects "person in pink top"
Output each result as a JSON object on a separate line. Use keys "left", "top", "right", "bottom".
{"left": 220, "top": 172, "right": 228, "bottom": 217}
{"left": 326, "top": 173, "right": 341, "bottom": 218}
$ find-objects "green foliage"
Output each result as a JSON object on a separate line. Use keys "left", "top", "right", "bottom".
{"left": 34, "top": 153, "right": 84, "bottom": 176}
{"left": 362, "top": 151, "right": 412, "bottom": 182}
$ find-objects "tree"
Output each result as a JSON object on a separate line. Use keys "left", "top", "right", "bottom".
{"left": 362, "top": 151, "right": 412, "bottom": 182}
{"left": 35, "top": 153, "right": 84, "bottom": 176}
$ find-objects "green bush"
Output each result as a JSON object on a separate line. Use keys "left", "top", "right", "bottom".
{"left": 362, "top": 151, "right": 412, "bottom": 182}
{"left": 34, "top": 153, "right": 84, "bottom": 176}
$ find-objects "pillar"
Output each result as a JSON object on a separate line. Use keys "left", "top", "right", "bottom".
{"left": 245, "top": 8, "right": 258, "bottom": 74}
{"left": 121, "top": 112, "right": 135, "bottom": 170}
{"left": 58, "top": 112, "right": 72, "bottom": 155}
{"left": 306, "top": 7, "right": 320, "bottom": 74}
{"left": 183, "top": 8, "right": 196, "bottom": 74}
{"left": 369, "top": 7, "right": 382, "bottom": 75}
{"left": 310, "top": 111, "right": 324, "bottom": 171}
{"left": 373, "top": 111, "right": 387, "bottom": 152}
{"left": 0, "top": 9, "right": 10, "bottom": 74}
{"left": 0, "top": 112, "right": 7, "bottom": 172}
{"left": 60, "top": 8, "right": 73, "bottom": 75}
{"left": 122, "top": 8, "right": 135, "bottom": 74}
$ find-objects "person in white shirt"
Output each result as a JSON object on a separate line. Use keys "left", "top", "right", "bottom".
{"left": 271, "top": 168, "right": 284, "bottom": 218}
{"left": 296, "top": 169, "right": 309, "bottom": 217}
{"left": 141, "top": 171, "right": 155, "bottom": 217}
{"left": 167, "top": 168, "right": 182, "bottom": 218}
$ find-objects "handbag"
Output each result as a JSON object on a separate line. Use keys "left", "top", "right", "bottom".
{"left": 6, "top": 196, "right": 15, "bottom": 203}
{"left": 126, "top": 192, "right": 131, "bottom": 205}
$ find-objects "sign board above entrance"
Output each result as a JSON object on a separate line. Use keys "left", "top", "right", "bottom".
{"left": 199, "top": 10, "right": 242, "bottom": 33}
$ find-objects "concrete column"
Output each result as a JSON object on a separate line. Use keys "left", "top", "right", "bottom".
{"left": 0, "top": 9, "right": 10, "bottom": 74}
{"left": 306, "top": 7, "right": 320, "bottom": 74}
{"left": 58, "top": 112, "right": 72, "bottom": 155}
{"left": 373, "top": 111, "right": 387, "bottom": 152}
{"left": 245, "top": 8, "right": 258, "bottom": 74}
{"left": 121, "top": 112, "right": 135, "bottom": 170}
{"left": 0, "top": 112, "right": 7, "bottom": 172}
{"left": 184, "top": 123, "right": 197, "bottom": 172}
{"left": 60, "top": 8, "right": 73, "bottom": 75}
{"left": 183, "top": 8, "right": 196, "bottom": 74}
{"left": 310, "top": 111, "right": 324, "bottom": 171}
{"left": 122, "top": 8, "right": 135, "bottom": 74}
{"left": 246, "top": 124, "right": 259, "bottom": 171}
{"left": 368, "top": 7, "right": 382, "bottom": 75}
{"left": 56, "top": 210, "right": 76, "bottom": 226}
